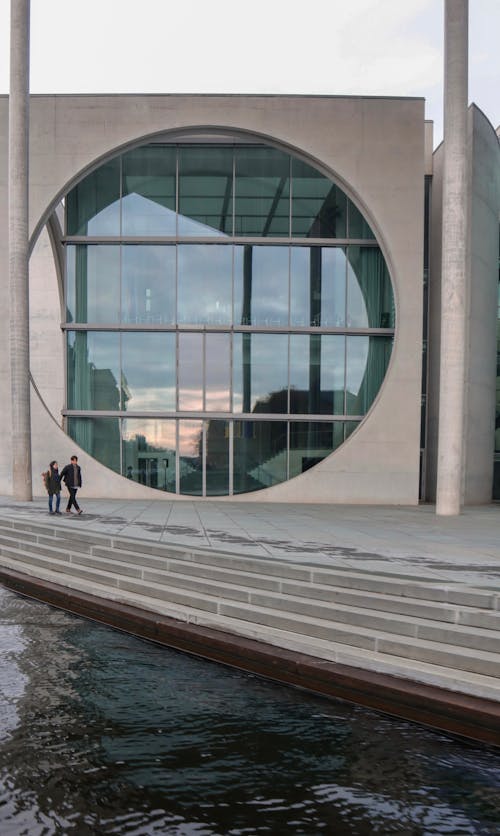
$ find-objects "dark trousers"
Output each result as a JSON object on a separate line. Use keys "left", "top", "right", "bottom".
{"left": 66, "top": 488, "right": 80, "bottom": 512}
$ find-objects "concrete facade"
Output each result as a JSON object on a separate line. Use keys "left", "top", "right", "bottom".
{"left": 0, "top": 94, "right": 428, "bottom": 504}
{"left": 427, "top": 105, "right": 500, "bottom": 503}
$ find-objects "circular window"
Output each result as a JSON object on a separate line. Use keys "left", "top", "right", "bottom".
{"left": 63, "top": 139, "right": 394, "bottom": 495}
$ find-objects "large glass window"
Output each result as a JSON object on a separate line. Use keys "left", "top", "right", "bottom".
{"left": 178, "top": 146, "right": 233, "bottom": 237}
{"left": 122, "top": 146, "right": 176, "bottom": 236}
{"left": 66, "top": 245, "right": 120, "bottom": 323}
{"left": 122, "top": 332, "right": 176, "bottom": 412}
{"left": 64, "top": 139, "right": 395, "bottom": 496}
{"left": 67, "top": 331, "right": 121, "bottom": 411}
{"left": 178, "top": 244, "right": 232, "bottom": 325}
{"left": 122, "top": 418, "right": 176, "bottom": 490}
{"left": 66, "top": 159, "right": 121, "bottom": 236}
{"left": 292, "top": 158, "right": 347, "bottom": 238}
{"left": 122, "top": 245, "right": 176, "bottom": 325}
{"left": 235, "top": 147, "right": 290, "bottom": 237}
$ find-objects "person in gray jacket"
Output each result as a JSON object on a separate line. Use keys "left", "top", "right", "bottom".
{"left": 60, "top": 455, "right": 83, "bottom": 514}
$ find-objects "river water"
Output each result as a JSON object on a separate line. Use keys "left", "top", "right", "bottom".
{"left": 1, "top": 585, "right": 500, "bottom": 835}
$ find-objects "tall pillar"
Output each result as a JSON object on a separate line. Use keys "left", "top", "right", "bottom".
{"left": 436, "top": 0, "right": 468, "bottom": 516}
{"left": 9, "top": 0, "right": 32, "bottom": 500}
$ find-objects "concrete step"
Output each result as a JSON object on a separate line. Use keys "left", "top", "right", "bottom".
{"left": 3, "top": 523, "right": 500, "bottom": 640}
{"left": 2, "top": 549, "right": 500, "bottom": 705}
{"left": 4, "top": 536, "right": 500, "bottom": 654}
{"left": 3, "top": 542, "right": 500, "bottom": 680}
{"left": 1, "top": 518, "right": 498, "bottom": 620}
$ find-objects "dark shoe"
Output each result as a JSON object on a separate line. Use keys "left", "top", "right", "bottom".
{"left": 55, "top": 511, "right": 62, "bottom": 515}
{"left": 49, "top": 511, "right": 54, "bottom": 515}
{"left": 77, "top": 509, "right": 83, "bottom": 515}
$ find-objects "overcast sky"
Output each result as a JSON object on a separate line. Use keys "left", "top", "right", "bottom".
{"left": 0, "top": 0, "right": 498, "bottom": 146}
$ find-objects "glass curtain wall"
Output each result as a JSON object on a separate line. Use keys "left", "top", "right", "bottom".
{"left": 64, "top": 141, "right": 395, "bottom": 496}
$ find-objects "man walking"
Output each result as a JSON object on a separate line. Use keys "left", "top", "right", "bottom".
{"left": 60, "top": 455, "right": 83, "bottom": 514}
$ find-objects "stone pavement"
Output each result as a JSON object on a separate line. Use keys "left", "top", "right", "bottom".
{"left": 1, "top": 495, "right": 499, "bottom": 589}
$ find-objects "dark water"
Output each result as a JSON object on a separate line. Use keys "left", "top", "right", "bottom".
{"left": 1, "top": 587, "right": 500, "bottom": 835}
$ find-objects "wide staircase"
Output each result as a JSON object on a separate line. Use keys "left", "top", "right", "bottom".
{"left": 1, "top": 514, "right": 500, "bottom": 704}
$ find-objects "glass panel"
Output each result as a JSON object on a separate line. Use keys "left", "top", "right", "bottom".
{"left": 179, "top": 419, "right": 203, "bottom": 495}
{"left": 290, "top": 246, "right": 346, "bottom": 327}
{"left": 290, "top": 335, "right": 345, "bottom": 415}
{"left": 66, "top": 245, "right": 120, "bottom": 323}
{"left": 233, "top": 333, "right": 288, "bottom": 414}
{"left": 122, "top": 418, "right": 176, "bottom": 491}
{"left": 289, "top": 421, "right": 337, "bottom": 478}
{"left": 205, "top": 334, "right": 231, "bottom": 412}
{"left": 347, "top": 246, "right": 395, "bottom": 328}
{"left": 234, "top": 246, "right": 289, "bottom": 327}
{"left": 345, "top": 421, "right": 360, "bottom": 440}
{"left": 348, "top": 199, "right": 376, "bottom": 239}
{"left": 346, "top": 335, "right": 392, "bottom": 415}
{"left": 121, "top": 332, "right": 176, "bottom": 411}
{"left": 67, "top": 331, "right": 121, "bottom": 410}
{"left": 66, "top": 158, "right": 121, "bottom": 236}
{"left": 178, "top": 333, "right": 203, "bottom": 411}
{"left": 177, "top": 245, "right": 232, "bottom": 325}
{"left": 233, "top": 420, "right": 287, "bottom": 493}
{"left": 178, "top": 146, "right": 233, "bottom": 237}
{"left": 67, "top": 417, "right": 121, "bottom": 473}
{"left": 291, "top": 158, "right": 347, "bottom": 238}
{"left": 121, "top": 244, "right": 176, "bottom": 325}
{"left": 205, "top": 419, "right": 229, "bottom": 496}
{"left": 122, "top": 146, "right": 176, "bottom": 236}
{"left": 235, "top": 147, "right": 290, "bottom": 237}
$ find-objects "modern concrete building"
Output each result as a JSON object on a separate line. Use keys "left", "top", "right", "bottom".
{"left": 0, "top": 92, "right": 499, "bottom": 504}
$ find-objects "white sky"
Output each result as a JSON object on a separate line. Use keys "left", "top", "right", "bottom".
{"left": 0, "top": 0, "right": 498, "bottom": 146}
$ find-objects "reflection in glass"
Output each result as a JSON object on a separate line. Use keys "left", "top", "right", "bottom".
{"left": 290, "top": 247, "right": 347, "bottom": 327}
{"left": 179, "top": 420, "right": 203, "bottom": 495}
{"left": 346, "top": 336, "right": 392, "bottom": 415}
{"left": 292, "top": 158, "right": 347, "bottom": 238}
{"left": 67, "top": 417, "right": 120, "bottom": 473}
{"left": 233, "top": 420, "right": 287, "bottom": 493}
{"left": 122, "top": 146, "right": 176, "bottom": 236}
{"left": 290, "top": 335, "right": 345, "bottom": 414}
{"left": 178, "top": 245, "right": 232, "bottom": 324}
{"left": 178, "top": 146, "right": 233, "bottom": 236}
{"left": 64, "top": 141, "right": 395, "bottom": 496}
{"left": 178, "top": 333, "right": 203, "bottom": 411}
{"left": 205, "top": 334, "right": 231, "bottom": 412}
{"left": 205, "top": 420, "right": 229, "bottom": 495}
{"left": 347, "top": 247, "right": 394, "bottom": 328}
{"left": 235, "top": 147, "right": 290, "bottom": 236}
{"left": 234, "top": 246, "right": 289, "bottom": 326}
{"left": 289, "top": 421, "right": 339, "bottom": 478}
{"left": 233, "top": 333, "right": 288, "bottom": 414}
{"left": 122, "top": 333, "right": 176, "bottom": 411}
{"left": 122, "top": 418, "right": 176, "bottom": 491}
{"left": 66, "top": 158, "right": 121, "bottom": 236}
{"left": 67, "top": 331, "right": 121, "bottom": 410}
{"left": 121, "top": 245, "right": 176, "bottom": 325}
{"left": 66, "top": 245, "right": 120, "bottom": 323}
{"left": 348, "top": 199, "right": 375, "bottom": 239}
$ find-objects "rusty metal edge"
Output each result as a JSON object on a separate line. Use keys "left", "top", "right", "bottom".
{"left": 1, "top": 565, "right": 500, "bottom": 747}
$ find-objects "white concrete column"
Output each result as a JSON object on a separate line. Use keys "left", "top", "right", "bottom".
{"left": 436, "top": 0, "right": 468, "bottom": 516}
{"left": 9, "top": 0, "right": 32, "bottom": 500}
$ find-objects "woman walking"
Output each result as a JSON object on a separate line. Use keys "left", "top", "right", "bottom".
{"left": 42, "top": 461, "right": 62, "bottom": 515}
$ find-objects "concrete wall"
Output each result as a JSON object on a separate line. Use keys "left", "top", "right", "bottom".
{"left": 0, "top": 94, "right": 426, "bottom": 503}
{"left": 427, "top": 105, "right": 500, "bottom": 503}
{"left": 463, "top": 106, "right": 500, "bottom": 502}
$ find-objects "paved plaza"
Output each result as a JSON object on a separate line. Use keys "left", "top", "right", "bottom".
{"left": 1, "top": 496, "right": 499, "bottom": 589}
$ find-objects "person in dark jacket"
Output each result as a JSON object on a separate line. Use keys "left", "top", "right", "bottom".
{"left": 60, "top": 455, "right": 83, "bottom": 514}
{"left": 42, "top": 461, "right": 61, "bottom": 515}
